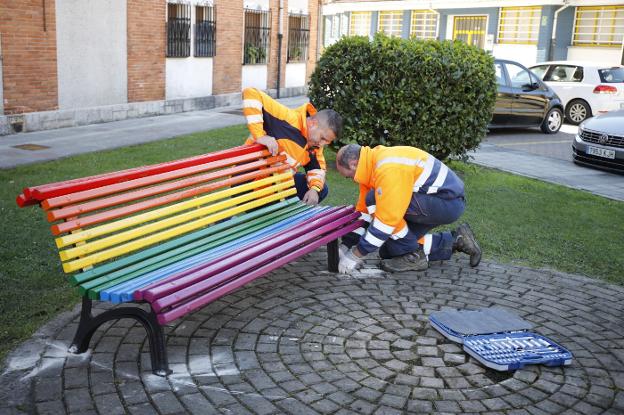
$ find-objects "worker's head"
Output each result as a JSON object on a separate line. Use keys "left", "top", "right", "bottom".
{"left": 336, "top": 144, "right": 361, "bottom": 179}
{"left": 307, "top": 109, "right": 343, "bottom": 148}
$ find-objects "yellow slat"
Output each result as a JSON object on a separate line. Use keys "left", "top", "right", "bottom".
{"left": 55, "top": 172, "right": 292, "bottom": 248}
{"left": 59, "top": 179, "right": 294, "bottom": 261}
{"left": 61, "top": 188, "right": 296, "bottom": 273}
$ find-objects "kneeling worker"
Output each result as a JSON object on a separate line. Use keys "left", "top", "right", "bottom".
{"left": 335, "top": 144, "right": 481, "bottom": 273}
{"left": 242, "top": 88, "right": 343, "bottom": 205}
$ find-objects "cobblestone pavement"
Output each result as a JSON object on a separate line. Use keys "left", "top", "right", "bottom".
{"left": 2, "top": 251, "right": 624, "bottom": 414}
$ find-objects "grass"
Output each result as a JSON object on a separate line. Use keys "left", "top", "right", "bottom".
{"left": 1, "top": 124, "right": 623, "bottom": 363}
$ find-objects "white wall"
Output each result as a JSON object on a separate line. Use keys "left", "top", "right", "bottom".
{"left": 0, "top": 34, "right": 4, "bottom": 115}
{"left": 166, "top": 59, "right": 214, "bottom": 100}
{"left": 285, "top": 63, "right": 306, "bottom": 88}
{"left": 567, "top": 46, "right": 622, "bottom": 66}
{"left": 289, "top": 0, "right": 308, "bottom": 14}
{"left": 244, "top": 0, "right": 269, "bottom": 10}
{"left": 56, "top": 0, "right": 127, "bottom": 109}
{"left": 492, "top": 44, "right": 539, "bottom": 67}
{"left": 242, "top": 65, "right": 268, "bottom": 90}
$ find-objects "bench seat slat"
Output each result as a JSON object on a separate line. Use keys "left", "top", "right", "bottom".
{"left": 42, "top": 150, "right": 272, "bottom": 210}
{"left": 78, "top": 203, "right": 311, "bottom": 298}
{"left": 17, "top": 144, "right": 264, "bottom": 206}
{"left": 49, "top": 159, "right": 286, "bottom": 230}
{"left": 91, "top": 205, "right": 323, "bottom": 302}
{"left": 141, "top": 206, "right": 349, "bottom": 306}
{"left": 61, "top": 188, "right": 297, "bottom": 272}
{"left": 70, "top": 198, "right": 300, "bottom": 285}
{"left": 157, "top": 217, "right": 364, "bottom": 324}
{"left": 56, "top": 173, "right": 293, "bottom": 250}
{"left": 104, "top": 206, "right": 331, "bottom": 303}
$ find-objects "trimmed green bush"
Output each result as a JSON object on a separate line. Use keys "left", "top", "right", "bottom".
{"left": 309, "top": 34, "right": 497, "bottom": 159}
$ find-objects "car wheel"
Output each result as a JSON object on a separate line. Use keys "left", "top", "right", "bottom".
{"left": 540, "top": 107, "right": 563, "bottom": 134}
{"left": 566, "top": 99, "right": 591, "bottom": 125}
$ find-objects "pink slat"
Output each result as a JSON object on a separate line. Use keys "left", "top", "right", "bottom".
{"left": 152, "top": 212, "right": 361, "bottom": 313}
{"left": 156, "top": 219, "right": 363, "bottom": 324}
{"left": 136, "top": 206, "right": 351, "bottom": 302}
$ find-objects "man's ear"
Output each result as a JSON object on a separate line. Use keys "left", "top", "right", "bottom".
{"left": 349, "top": 159, "right": 358, "bottom": 172}
{"left": 308, "top": 116, "right": 318, "bottom": 128}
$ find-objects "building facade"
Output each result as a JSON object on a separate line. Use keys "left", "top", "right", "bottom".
{"left": 0, "top": 0, "right": 320, "bottom": 134}
{"left": 321, "top": 0, "right": 624, "bottom": 68}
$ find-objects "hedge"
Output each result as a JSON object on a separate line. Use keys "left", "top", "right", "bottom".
{"left": 308, "top": 34, "right": 497, "bottom": 160}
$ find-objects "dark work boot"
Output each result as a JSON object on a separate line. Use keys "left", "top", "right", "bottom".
{"left": 452, "top": 223, "right": 481, "bottom": 267}
{"left": 381, "top": 248, "right": 428, "bottom": 273}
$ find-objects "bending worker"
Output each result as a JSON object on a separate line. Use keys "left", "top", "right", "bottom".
{"left": 335, "top": 143, "right": 482, "bottom": 273}
{"left": 242, "top": 88, "right": 343, "bottom": 205}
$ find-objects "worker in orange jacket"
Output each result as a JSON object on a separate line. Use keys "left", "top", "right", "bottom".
{"left": 242, "top": 88, "right": 343, "bottom": 205}
{"left": 335, "top": 144, "right": 481, "bottom": 273}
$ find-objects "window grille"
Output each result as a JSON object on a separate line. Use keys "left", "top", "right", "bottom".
{"left": 167, "top": 3, "right": 191, "bottom": 57}
{"left": 498, "top": 6, "right": 541, "bottom": 44}
{"left": 244, "top": 8, "right": 271, "bottom": 65}
{"left": 410, "top": 10, "right": 437, "bottom": 39}
{"left": 331, "top": 15, "right": 340, "bottom": 39}
{"left": 573, "top": 6, "right": 624, "bottom": 47}
{"left": 350, "top": 11, "right": 371, "bottom": 36}
{"left": 288, "top": 14, "right": 309, "bottom": 63}
{"left": 195, "top": 5, "right": 216, "bottom": 57}
{"left": 378, "top": 11, "right": 403, "bottom": 37}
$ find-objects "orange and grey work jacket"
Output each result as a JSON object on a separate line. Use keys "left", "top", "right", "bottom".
{"left": 242, "top": 88, "right": 326, "bottom": 192}
{"left": 353, "top": 145, "right": 465, "bottom": 256}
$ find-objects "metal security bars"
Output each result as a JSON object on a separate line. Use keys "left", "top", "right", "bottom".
{"left": 167, "top": 3, "right": 191, "bottom": 57}
{"left": 288, "top": 14, "right": 309, "bottom": 63}
{"left": 573, "top": 6, "right": 624, "bottom": 47}
{"left": 244, "top": 9, "right": 271, "bottom": 65}
{"left": 498, "top": 7, "right": 541, "bottom": 45}
{"left": 195, "top": 5, "right": 216, "bottom": 57}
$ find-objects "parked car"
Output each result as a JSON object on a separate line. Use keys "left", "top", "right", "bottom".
{"left": 529, "top": 61, "right": 624, "bottom": 125}
{"left": 490, "top": 59, "right": 564, "bottom": 134}
{"left": 573, "top": 109, "right": 624, "bottom": 172}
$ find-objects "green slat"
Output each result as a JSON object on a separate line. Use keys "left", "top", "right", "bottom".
{"left": 83, "top": 204, "right": 312, "bottom": 298}
{"left": 71, "top": 197, "right": 300, "bottom": 285}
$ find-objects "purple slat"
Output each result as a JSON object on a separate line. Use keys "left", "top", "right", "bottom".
{"left": 157, "top": 218, "right": 364, "bottom": 324}
{"left": 135, "top": 205, "right": 348, "bottom": 302}
{"left": 151, "top": 211, "right": 361, "bottom": 313}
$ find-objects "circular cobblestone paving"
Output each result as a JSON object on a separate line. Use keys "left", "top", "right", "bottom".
{"left": 2, "top": 252, "right": 624, "bottom": 414}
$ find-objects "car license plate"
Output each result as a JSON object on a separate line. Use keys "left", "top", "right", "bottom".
{"left": 588, "top": 146, "right": 615, "bottom": 159}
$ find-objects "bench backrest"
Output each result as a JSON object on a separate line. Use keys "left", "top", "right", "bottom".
{"left": 17, "top": 144, "right": 297, "bottom": 276}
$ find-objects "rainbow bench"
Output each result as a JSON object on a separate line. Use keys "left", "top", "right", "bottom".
{"left": 17, "top": 144, "right": 362, "bottom": 376}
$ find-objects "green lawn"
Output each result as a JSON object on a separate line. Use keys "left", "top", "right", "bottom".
{"left": 1, "top": 124, "right": 623, "bottom": 363}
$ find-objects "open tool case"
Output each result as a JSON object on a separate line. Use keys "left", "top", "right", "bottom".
{"left": 429, "top": 308, "right": 573, "bottom": 371}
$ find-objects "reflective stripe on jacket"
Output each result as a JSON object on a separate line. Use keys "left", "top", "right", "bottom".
{"left": 354, "top": 145, "right": 465, "bottom": 256}
{"left": 242, "top": 88, "right": 326, "bottom": 190}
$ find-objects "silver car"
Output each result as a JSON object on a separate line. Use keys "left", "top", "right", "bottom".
{"left": 573, "top": 110, "right": 624, "bottom": 172}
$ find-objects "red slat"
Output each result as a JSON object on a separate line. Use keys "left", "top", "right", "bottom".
{"left": 16, "top": 144, "right": 264, "bottom": 206}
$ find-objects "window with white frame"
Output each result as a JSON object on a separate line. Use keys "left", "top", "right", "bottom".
{"left": 498, "top": 6, "right": 541, "bottom": 44}
{"left": 350, "top": 11, "right": 371, "bottom": 36}
{"left": 331, "top": 14, "right": 340, "bottom": 39}
{"left": 340, "top": 13, "right": 349, "bottom": 36}
{"left": 410, "top": 10, "right": 437, "bottom": 39}
{"left": 573, "top": 6, "right": 624, "bottom": 47}
{"left": 378, "top": 11, "right": 403, "bottom": 37}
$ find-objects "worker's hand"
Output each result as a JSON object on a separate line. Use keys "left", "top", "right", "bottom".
{"left": 256, "top": 135, "right": 278, "bottom": 156}
{"left": 338, "top": 246, "right": 363, "bottom": 274}
{"left": 302, "top": 188, "right": 320, "bottom": 206}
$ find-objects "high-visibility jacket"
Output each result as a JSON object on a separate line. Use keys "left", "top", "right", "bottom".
{"left": 354, "top": 145, "right": 465, "bottom": 256}
{"left": 242, "top": 88, "right": 326, "bottom": 191}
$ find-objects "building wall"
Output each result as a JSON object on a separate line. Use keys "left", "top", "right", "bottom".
{"left": 553, "top": 6, "right": 574, "bottom": 61}
{"left": 285, "top": 62, "right": 306, "bottom": 87}
{"left": 0, "top": 0, "right": 58, "bottom": 114}
{"left": 305, "top": 0, "right": 319, "bottom": 84}
{"left": 127, "top": 0, "right": 166, "bottom": 102}
{"left": 567, "top": 47, "right": 622, "bottom": 65}
{"left": 56, "top": 0, "right": 127, "bottom": 109}
{"left": 212, "top": 0, "right": 243, "bottom": 95}
{"left": 242, "top": 65, "right": 268, "bottom": 90}
{"left": 0, "top": 34, "right": 4, "bottom": 115}
{"left": 536, "top": 5, "right": 555, "bottom": 64}
{"left": 267, "top": 0, "right": 288, "bottom": 91}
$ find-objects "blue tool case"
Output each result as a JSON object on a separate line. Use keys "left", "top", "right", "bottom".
{"left": 429, "top": 308, "right": 573, "bottom": 371}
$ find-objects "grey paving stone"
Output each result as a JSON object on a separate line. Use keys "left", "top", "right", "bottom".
{"left": 37, "top": 400, "right": 67, "bottom": 415}
{"left": 93, "top": 394, "right": 125, "bottom": 415}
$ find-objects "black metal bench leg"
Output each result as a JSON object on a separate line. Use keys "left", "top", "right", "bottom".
{"left": 69, "top": 297, "right": 172, "bottom": 377}
{"left": 327, "top": 239, "right": 339, "bottom": 272}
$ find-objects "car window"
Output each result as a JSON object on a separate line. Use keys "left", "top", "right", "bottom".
{"left": 494, "top": 62, "right": 506, "bottom": 86}
{"left": 598, "top": 67, "right": 624, "bottom": 83}
{"left": 504, "top": 62, "right": 531, "bottom": 89}
{"left": 530, "top": 65, "right": 549, "bottom": 80}
{"left": 544, "top": 65, "right": 582, "bottom": 82}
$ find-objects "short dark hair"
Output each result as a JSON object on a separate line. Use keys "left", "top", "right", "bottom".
{"left": 317, "top": 109, "right": 343, "bottom": 138}
{"left": 337, "top": 144, "right": 361, "bottom": 169}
